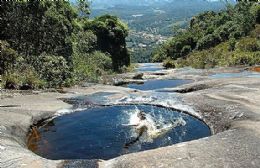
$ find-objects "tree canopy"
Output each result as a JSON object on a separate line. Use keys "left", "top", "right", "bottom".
{"left": 86, "top": 15, "right": 130, "bottom": 71}
{"left": 152, "top": 1, "right": 259, "bottom": 66}
{"left": 0, "top": 0, "right": 130, "bottom": 89}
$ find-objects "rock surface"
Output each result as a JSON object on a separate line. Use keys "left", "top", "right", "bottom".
{"left": 0, "top": 65, "right": 260, "bottom": 168}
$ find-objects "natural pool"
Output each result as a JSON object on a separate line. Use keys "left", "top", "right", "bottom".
{"left": 28, "top": 105, "right": 210, "bottom": 160}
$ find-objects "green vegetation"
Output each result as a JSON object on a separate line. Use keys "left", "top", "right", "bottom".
{"left": 86, "top": 15, "right": 130, "bottom": 71}
{"left": 92, "top": 0, "right": 227, "bottom": 63}
{"left": 0, "top": 1, "right": 130, "bottom": 89}
{"left": 153, "top": 1, "right": 260, "bottom": 69}
{"left": 163, "top": 58, "right": 176, "bottom": 69}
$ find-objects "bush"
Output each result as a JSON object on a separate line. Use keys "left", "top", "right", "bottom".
{"left": 90, "top": 51, "right": 113, "bottom": 71}
{"left": 186, "top": 51, "right": 208, "bottom": 69}
{"left": 3, "top": 72, "right": 20, "bottom": 89}
{"left": 73, "top": 51, "right": 112, "bottom": 82}
{"left": 33, "top": 53, "right": 71, "bottom": 88}
{"left": 152, "top": 46, "right": 168, "bottom": 62}
{"left": 250, "top": 3, "right": 260, "bottom": 24}
{"left": 249, "top": 24, "right": 260, "bottom": 39}
{"left": 163, "top": 58, "right": 176, "bottom": 69}
{"left": 235, "top": 37, "right": 259, "bottom": 52}
{"left": 119, "top": 64, "right": 137, "bottom": 73}
{"left": 186, "top": 46, "right": 227, "bottom": 69}
{"left": 2, "top": 68, "right": 45, "bottom": 90}
{"left": 0, "top": 40, "right": 19, "bottom": 75}
{"left": 20, "top": 68, "right": 45, "bottom": 90}
{"left": 72, "top": 31, "right": 97, "bottom": 54}
{"left": 181, "top": 37, "right": 260, "bottom": 69}
{"left": 196, "top": 34, "right": 220, "bottom": 50}
{"left": 175, "top": 58, "right": 188, "bottom": 68}
{"left": 229, "top": 51, "right": 260, "bottom": 66}
{"left": 228, "top": 38, "right": 237, "bottom": 51}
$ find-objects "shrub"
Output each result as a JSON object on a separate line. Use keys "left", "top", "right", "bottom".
{"left": 228, "top": 38, "right": 237, "bottom": 51}
{"left": 235, "top": 37, "right": 259, "bottom": 52}
{"left": 34, "top": 53, "right": 71, "bottom": 88}
{"left": 152, "top": 46, "right": 168, "bottom": 62}
{"left": 72, "top": 31, "right": 97, "bottom": 54}
{"left": 229, "top": 51, "right": 260, "bottom": 66}
{"left": 119, "top": 64, "right": 137, "bottom": 73}
{"left": 3, "top": 72, "right": 20, "bottom": 89}
{"left": 163, "top": 58, "right": 176, "bottom": 69}
{"left": 175, "top": 58, "right": 188, "bottom": 68}
{"left": 186, "top": 51, "right": 208, "bottom": 69}
{"left": 73, "top": 51, "right": 112, "bottom": 82}
{"left": 249, "top": 24, "right": 260, "bottom": 39}
{"left": 0, "top": 40, "right": 19, "bottom": 75}
{"left": 90, "top": 51, "right": 113, "bottom": 71}
{"left": 196, "top": 34, "right": 220, "bottom": 50}
{"left": 250, "top": 3, "right": 260, "bottom": 24}
{"left": 20, "top": 68, "right": 45, "bottom": 90}
{"left": 181, "top": 45, "right": 192, "bottom": 55}
{"left": 2, "top": 67, "right": 45, "bottom": 90}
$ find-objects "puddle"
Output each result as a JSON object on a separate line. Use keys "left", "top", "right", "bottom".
{"left": 129, "top": 63, "right": 192, "bottom": 91}
{"left": 126, "top": 79, "right": 192, "bottom": 91}
{"left": 28, "top": 105, "right": 210, "bottom": 160}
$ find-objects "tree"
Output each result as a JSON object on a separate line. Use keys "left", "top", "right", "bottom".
{"left": 0, "top": 40, "right": 18, "bottom": 75}
{"left": 0, "top": 1, "right": 77, "bottom": 62}
{"left": 77, "top": 0, "right": 90, "bottom": 19}
{"left": 87, "top": 15, "right": 130, "bottom": 71}
{"left": 72, "top": 31, "right": 97, "bottom": 54}
{"left": 34, "top": 53, "right": 71, "bottom": 87}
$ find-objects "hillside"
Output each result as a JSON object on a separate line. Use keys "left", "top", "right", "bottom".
{"left": 90, "top": 0, "right": 228, "bottom": 63}
{"left": 152, "top": 1, "right": 260, "bottom": 69}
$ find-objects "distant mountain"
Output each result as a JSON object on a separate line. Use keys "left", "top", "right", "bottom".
{"left": 91, "top": 0, "right": 235, "bottom": 9}
{"left": 92, "top": 0, "right": 172, "bottom": 6}
{"left": 90, "top": 0, "right": 234, "bottom": 63}
{"left": 91, "top": 0, "right": 228, "bottom": 31}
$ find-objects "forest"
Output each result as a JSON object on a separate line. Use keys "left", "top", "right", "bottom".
{"left": 0, "top": 0, "right": 130, "bottom": 89}
{"left": 152, "top": 1, "right": 260, "bottom": 69}
{"left": 91, "top": 0, "right": 228, "bottom": 63}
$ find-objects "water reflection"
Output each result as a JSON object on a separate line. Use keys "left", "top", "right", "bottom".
{"left": 28, "top": 105, "right": 210, "bottom": 160}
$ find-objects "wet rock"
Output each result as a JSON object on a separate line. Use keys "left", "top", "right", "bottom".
{"left": 151, "top": 72, "right": 166, "bottom": 76}
{"left": 174, "top": 84, "right": 210, "bottom": 93}
{"left": 132, "top": 73, "right": 143, "bottom": 79}
{"left": 113, "top": 79, "right": 144, "bottom": 86}
{"left": 20, "top": 84, "right": 34, "bottom": 90}
{"left": 5, "top": 81, "right": 18, "bottom": 90}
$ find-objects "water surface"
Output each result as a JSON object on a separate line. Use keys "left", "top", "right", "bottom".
{"left": 28, "top": 105, "right": 210, "bottom": 160}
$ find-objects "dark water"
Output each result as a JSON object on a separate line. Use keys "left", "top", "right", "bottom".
{"left": 28, "top": 105, "right": 210, "bottom": 160}
{"left": 127, "top": 79, "right": 192, "bottom": 91}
